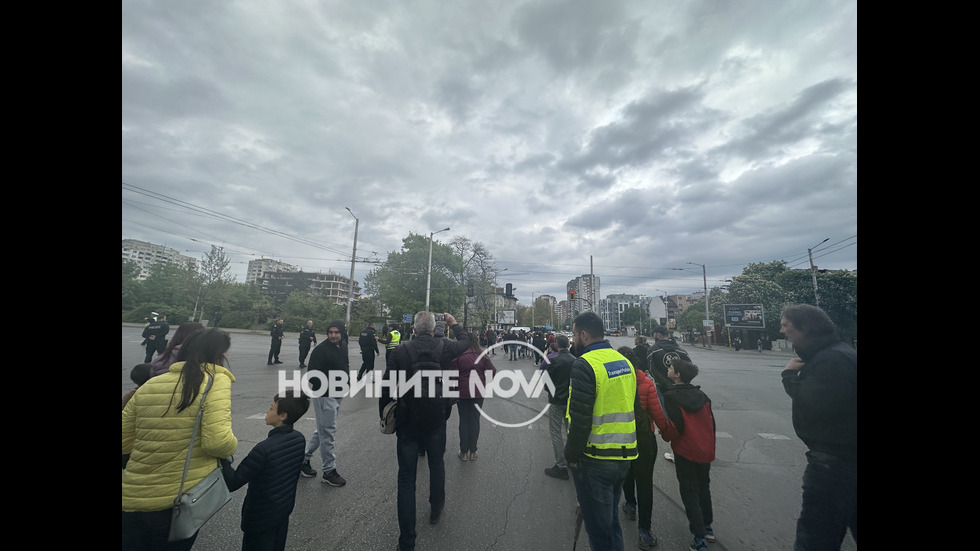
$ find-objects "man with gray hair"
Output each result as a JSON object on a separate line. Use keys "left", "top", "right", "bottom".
{"left": 379, "top": 312, "right": 470, "bottom": 551}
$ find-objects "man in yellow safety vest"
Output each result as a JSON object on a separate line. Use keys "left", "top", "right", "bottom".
{"left": 379, "top": 324, "right": 402, "bottom": 363}
{"left": 565, "top": 311, "right": 638, "bottom": 551}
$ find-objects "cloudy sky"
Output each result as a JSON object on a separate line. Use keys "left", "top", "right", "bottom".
{"left": 122, "top": 0, "right": 857, "bottom": 307}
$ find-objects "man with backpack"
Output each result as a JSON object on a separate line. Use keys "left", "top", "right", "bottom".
{"left": 378, "top": 311, "right": 470, "bottom": 551}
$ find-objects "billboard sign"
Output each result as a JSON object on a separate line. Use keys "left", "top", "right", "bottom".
{"left": 724, "top": 304, "right": 765, "bottom": 329}
{"left": 497, "top": 310, "right": 516, "bottom": 325}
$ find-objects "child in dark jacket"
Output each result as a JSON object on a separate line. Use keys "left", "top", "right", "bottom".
{"left": 221, "top": 391, "right": 310, "bottom": 551}
{"left": 659, "top": 359, "right": 716, "bottom": 551}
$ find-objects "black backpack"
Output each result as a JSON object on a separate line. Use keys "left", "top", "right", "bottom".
{"left": 404, "top": 339, "right": 448, "bottom": 428}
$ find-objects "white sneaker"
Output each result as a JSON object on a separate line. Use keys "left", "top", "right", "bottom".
{"left": 664, "top": 452, "right": 674, "bottom": 463}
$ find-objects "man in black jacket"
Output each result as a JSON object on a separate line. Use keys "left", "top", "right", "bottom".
{"left": 298, "top": 320, "right": 317, "bottom": 368}
{"left": 543, "top": 335, "right": 575, "bottom": 480}
{"left": 141, "top": 314, "right": 169, "bottom": 363}
{"left": 357, "top": 322, "right": 380, "bottom": 380}
{"left": 268, "top": 319, "right": 285, "bottom": 365}
{"left": 779, "top": 304, "right": 857, "bottom": 550}
{"left": 379, "top": 312, "right": 470, "bottom": 551}
{"left": 646, "top": 325, "right": 690, "bottom": 389}
{"left": 299, "top": 320, "right": 347, "bottom": 487}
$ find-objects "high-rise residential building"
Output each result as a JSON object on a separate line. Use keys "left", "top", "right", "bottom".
{"left": 122, "top": 239, "right": 198, "bottom": 280}
{"left": 600, "top": 293, "right": 643, "bottom": 331}
{"left": 565, "top": 274, "right": 600, "bottom": 316}
{"left": 246, "top": 258, "right": 297, "bottom": 284}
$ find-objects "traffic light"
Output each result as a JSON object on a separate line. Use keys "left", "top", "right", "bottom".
{"left": 467, "top": 281, "right": 474, "bottom": 297}
{"left": 569, "top": 288, "right": 575, "bottom": 301}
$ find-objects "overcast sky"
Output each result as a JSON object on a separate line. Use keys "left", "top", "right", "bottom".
{"left": 122, "top": 0, "right": 857, "bottom": 308}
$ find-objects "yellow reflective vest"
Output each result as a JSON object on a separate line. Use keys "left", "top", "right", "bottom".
{"left": 568, "top": 346, "right": 638, "bottom": 460}
{"left": 386, "top": 330, "right": 401, "bottom": 349}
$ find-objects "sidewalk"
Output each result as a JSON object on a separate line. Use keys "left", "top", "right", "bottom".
{"left": 684, "top": 342, "right": 798, "bottom": 357}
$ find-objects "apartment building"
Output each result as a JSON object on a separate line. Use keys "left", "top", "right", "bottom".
{"left": 246, "top": 258, "right": 297, "bottom": 284}
{"left": 122, "top": 239, "right": 198, "bottom": 280}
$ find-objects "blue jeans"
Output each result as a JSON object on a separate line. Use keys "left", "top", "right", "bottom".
{"left": 457, "top": 398, "right": 484, "bottom": 453}
{"left": 509, "top": 344, "right": 517, "bottom": 360}
{"left": 570, "top": 456, "right": 631, "bottom": 551}
{"left": 305, "top": 396, "right": 342, "bottom": 471}
{"left": 794, "top": 450, "right": 857, "bottom": 550}
{"left": 396, "top": 422, "right": 447, "bottom": 550}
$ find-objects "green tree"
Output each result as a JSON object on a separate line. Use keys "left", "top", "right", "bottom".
{"left": 364, "top": 233, "right": 463, "bottom": 322}
{"left": 620, "top": 305, "right": 650, "bottom": 334}
{"left": 195, "top": 245, "right": 233, "bottom": 324}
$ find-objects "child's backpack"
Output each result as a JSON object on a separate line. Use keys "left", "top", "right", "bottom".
{"left": 404, "top": 339, "right": 448, "bottom": 428}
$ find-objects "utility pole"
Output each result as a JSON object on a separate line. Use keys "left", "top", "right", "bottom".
{"left": 689, "top": 262, "right": 711, "bottom": 348}
{"left": 808, "top": 237, "right": 829, "bottom": 307}
{"left": 344, "top": 208, "right": 359, "bottom": 329}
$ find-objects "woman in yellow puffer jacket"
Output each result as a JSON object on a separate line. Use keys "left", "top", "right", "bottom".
{"left": 122, "top": 328, "right": 238, "bottom": 550}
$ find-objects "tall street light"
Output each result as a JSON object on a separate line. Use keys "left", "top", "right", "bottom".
{"left": 808, "top": 237, "right": 829, "bottom": 307}
{"left": 344, "top": 208, "right": 359, "bottom": 329}
{"left": 425, "top": 227, "right": 451, "bottom": 311}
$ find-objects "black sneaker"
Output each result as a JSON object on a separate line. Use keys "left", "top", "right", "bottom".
{"left": 274, "top": 360, "right": 283, "bottom": 364}
{"left": 544, "top": 465, "right": 569, "bottom": 480}
{"left": 267, "top": 361, "right": 274, "bottom": 365}
{"left": 299, "top": 460, "right": 317, "bottom": 478}
{"left": 322, "top": 469, "right": 346, "bottom": 486}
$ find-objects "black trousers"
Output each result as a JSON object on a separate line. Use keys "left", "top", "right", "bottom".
{"left": 623, "top": 434, "right": 657, "bottom": 531}
{"left": 299, "top": 345, "right": 311, "bottom": 366}
{"left": 268, "top": 338, "right": 282, "bottom": 362}
{"left": 242, "top": 519, "right": 289, "bottom": 551}
{"left": 359, "top": 348, "right": 375, "bottom": 376}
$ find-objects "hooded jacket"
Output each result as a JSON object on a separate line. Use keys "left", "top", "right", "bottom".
{"left": 307, "top": 324, "right": 349, "bottom": 394}
{"left": 122, "top": 362, "right": 238, "bottom": 512}
{"left": 659, "top": 383, "right": 715, "bottom": 463}
{"left": 781, "top": 335, "right": 857, "bottom": 461}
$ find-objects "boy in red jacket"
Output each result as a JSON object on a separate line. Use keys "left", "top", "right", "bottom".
{"left": 659, "top": 359, "right": 716, "bottom": 551}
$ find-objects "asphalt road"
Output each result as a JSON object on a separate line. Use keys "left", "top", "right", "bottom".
{"left": 122, "top": 325, "right": 856, "bottom": 551}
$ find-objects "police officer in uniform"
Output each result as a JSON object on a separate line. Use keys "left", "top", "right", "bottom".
{"left": 267, "top": 318, "right": 285, "bottom": 365}
{"left": 378, "top": 324, "right": 401, "bottom": 363}
{"left": 141, "top": 314, "right": 170, "bottom": 363}
{"left": 564, "top": 311, "right": 638, "bottom": 551}
{"left": 298, "top": 320, "right": 317, "bottom": 368}
{"left": 357, "top": 322, "right": 380, "bottom": 380}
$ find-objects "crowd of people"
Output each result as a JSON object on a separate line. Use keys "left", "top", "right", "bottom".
{"left": 123, "top": 304, "right": 856, "bottom": 551}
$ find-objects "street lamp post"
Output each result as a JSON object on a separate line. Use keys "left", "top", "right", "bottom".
{"left": 808, "top": 237, "right": 829, "bottom": 307}
{"left": 345, "top": 208, "right": 359, "bottom": 329}
{"left": 531, "top": 291, "right": 537, "bottom": 328}
{"left": 425, "top": 227, "right": 451, "bottom": 311}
